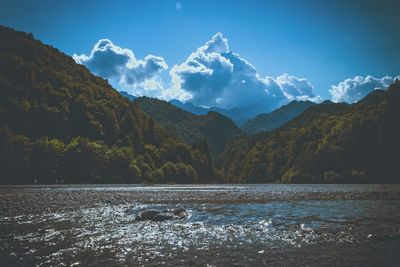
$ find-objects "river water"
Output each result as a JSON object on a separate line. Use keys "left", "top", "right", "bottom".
{"left": 0, "top": 184, "right": 399, "bottom": 266}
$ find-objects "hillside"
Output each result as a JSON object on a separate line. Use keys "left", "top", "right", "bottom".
{"left": 170, "top": 99, "right": 271, "bottom": 126}
{"left": 120, "top": 91, "right": 136, "bottom": 101}
{"left": 169, "top": 99, "right": 209, "bottom": 115}
{"left": 135, "top": 97, "right": 244, "bottom": 157}
{"left": 0, "top": 26, "right": 215, "bottom": 184}
{"left": 216, "top": 81, "right": 400, "bottom": 183}
{"left": 243, "top": 100, "right": 316, "bottom": 133}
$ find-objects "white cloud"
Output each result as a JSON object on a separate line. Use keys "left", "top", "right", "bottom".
{"left": 168, "top": 32, "right": 318, "bottom": 109}
{"left": 330, "top": 75, "right": 400, "bottom": 103}
{"left": 73, "top": 39, "right": 168, "bottom": 96}
{"left": 73, "top": 34, "right": 319, "bottom": 110}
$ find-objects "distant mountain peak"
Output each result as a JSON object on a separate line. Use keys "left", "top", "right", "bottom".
{"left": 242, "top": 100, "right": 316, "bottom": 134}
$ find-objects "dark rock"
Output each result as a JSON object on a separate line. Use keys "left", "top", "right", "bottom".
{"left": 135, "top": 204, "right": 188, "bottom": 221}
{"left": 173, "top": 204, "right": 188, "bottom": 218}
{"left": 135, "top": 209, "right": 162, "bottom": 221}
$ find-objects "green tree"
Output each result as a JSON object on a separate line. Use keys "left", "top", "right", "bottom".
{"left": 31, "top": 137, "right": 65, "bottom": 183}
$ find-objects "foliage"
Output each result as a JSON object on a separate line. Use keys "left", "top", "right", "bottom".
{"left": 216, "top": 81, "right": 400, "bottom": 183}
{"left": 135, "top": 97, "right": 243, "bottom": 157}
{"left": 243, "top": 100, "right": 316, "bottom": 134}
{"left": 0, "top": 26, "right": 215, "bottom": 184}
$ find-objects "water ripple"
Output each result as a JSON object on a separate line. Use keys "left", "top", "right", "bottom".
{"left": 1, "top": 186, "right": 400, "bottom": 266}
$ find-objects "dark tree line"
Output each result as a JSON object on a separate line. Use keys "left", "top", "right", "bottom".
{"left": 0, "top": 129, "right": 212, "bottom": 184}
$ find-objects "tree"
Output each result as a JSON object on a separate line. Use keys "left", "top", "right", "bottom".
{"left": 31, "top": 137, "right": 65, "bottom": 183}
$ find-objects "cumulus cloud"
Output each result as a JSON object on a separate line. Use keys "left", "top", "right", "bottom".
{"left": 73, "top": 39, "right": 168, "bottom": 95}
{"left": 275, "top": 74, "right": 319, "bottom": 102}
{"left": 330, "top": 75, "right": 400, "bottom": 103}
{"left": 73, "top": 33, "right": 319, "bottom": 110}
{"left": 168, "top": 32, "right": 318, "bottom": 109}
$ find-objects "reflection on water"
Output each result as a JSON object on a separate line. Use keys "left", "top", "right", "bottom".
{"left": 0, "top": 185, "right": 400, "bottom": 266}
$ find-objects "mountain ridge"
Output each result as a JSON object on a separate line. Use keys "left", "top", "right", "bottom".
{"left": 169, "top": 99, "right": 271, "bottom": 126}
{"left": 135, "top": 96, "right": 244, "bottom": 157}
{"left": 216, "top": 81, "right": 400, "bottom": 183}
{"left": 243, "top": 100, "right": 316, "bottom": 133}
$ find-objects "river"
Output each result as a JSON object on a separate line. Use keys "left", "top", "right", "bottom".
{"left": 0, "top": 184, "right": 399, "bottom": 266}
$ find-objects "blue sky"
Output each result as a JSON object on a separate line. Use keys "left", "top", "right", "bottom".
{"left": 0, "top": 0, "right": 399, "bottom": 107}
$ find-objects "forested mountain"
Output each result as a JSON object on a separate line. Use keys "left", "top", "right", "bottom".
{"left": 211, "top": 104, "right": 271, "bottom": 126}
{"left": 243, "top": 100, "right": 316, "bottom": 133}
{"left": 169, "top": 99, "right": 209, "bottom": 115}
{"left": 216, "top": 82, "right": 400, "bottom": 183}
{"left": 135, "top": 97, "right": 244, "bottom": 157}
{"left": 1, "top": 25, "right": 399, "bottom": 185}
{"left": 242, "top": 100, "right": 315, "bottom": 134}
{"left": 120, "top": 91, "right": 136, "bottom": 101}
{"left": 0, "top": 26, "right": 215, "bottom": 184}
{"left": 170, "top": 99, "right": 271, "bottom": 126}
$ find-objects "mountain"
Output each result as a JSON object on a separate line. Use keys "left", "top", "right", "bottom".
{"left": 135, "top": 97, "right": 244, "bottom": 157}
{"left": 243, "top": 100, "right": 316, "bottom": 134}
{"left": 210, "top": 103, "right": 271, "bottom": 126}
{"left": 169, "top": 99, "right": 209, "bottom": 115}
{"left": 216, "top": 81, "right": 400, "bottom": 183}
{"left": 120, "top": 91, "right": 136, "bottom": 101}
{"left": 358, "top": 89, "right": 386, "bottom": 106}
{"left": 170, "top": 99, "right": 271, "bottom": 126}
{"left": 2, "top": 25, "right": 399, "bottom": 185}
{"left": 0, "top": 26, "right": 215, "bottom": 184}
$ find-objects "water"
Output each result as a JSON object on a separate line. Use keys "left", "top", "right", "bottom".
{"left": 0, "top": 184, "right": 399, "bottom": 266}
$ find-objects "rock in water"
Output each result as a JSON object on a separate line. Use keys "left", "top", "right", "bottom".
{"left": 173, "top": 204, "right": 188, "bottom": 218}
{"left": 151, "top": 213, "right": 175, "bottom": 221}
{"left": 135, "top": 205, "right": 188, "bottom": 221}
{"left": 135, "top": 209, "right": 162, "bottom": 221}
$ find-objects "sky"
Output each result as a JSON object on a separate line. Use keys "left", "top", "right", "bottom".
{"left": 0, "top": 0, "right": 399, "bottom": 109}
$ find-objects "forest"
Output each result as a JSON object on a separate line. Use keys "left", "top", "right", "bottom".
{"left": 134, "top": 96, "right": 243, "bottom": 157}
{"left": 242, "top": 100, "right": 316, "bottom": 134}
{"left": 0, "top": 25, "right": 399, "bottom": 184}
{"left": 0, "top": 26, "right": 215, "bottom": 184}
{"left": 216, "top": 85, "right": 400, "bottom": 183}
